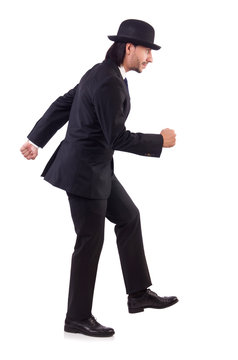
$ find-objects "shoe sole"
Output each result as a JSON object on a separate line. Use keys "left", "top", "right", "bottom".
{"left": 128, "top": 298, "right": 179, "bottom": 313}
{"left": 64, "top": 325, "right": 115, "bottom": 337}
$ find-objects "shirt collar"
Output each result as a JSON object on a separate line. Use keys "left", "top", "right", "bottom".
{"left": 118, "top": 65, "right": 127, "bottom": 79}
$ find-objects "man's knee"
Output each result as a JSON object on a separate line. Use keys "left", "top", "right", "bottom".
{"left": 117, "top": 204, "right": 140, "bottom": 227}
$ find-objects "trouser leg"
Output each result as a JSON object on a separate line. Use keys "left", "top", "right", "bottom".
{"left": 65, "top": 192, "right": 107, "bottom": 321}
{"left": 106, "top": 175, "right": 152, "bottom": 294}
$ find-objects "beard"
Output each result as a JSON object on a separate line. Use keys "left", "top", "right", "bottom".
{"left": 129, "top": 57, "right": 143, "bottom": 73}
{"left": 131, "top": 67, "right": 141, "bottom": 73}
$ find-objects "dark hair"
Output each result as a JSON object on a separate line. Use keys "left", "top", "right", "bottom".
{"left": 105, "top": 42, "right": 127, "bottom": 66}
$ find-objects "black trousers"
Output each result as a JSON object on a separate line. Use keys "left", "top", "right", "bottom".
{"left": 65, "top": 174, "right": 152, "bottom": 321}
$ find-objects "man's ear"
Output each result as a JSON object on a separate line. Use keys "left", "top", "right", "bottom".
{"left": 125, "top": 43, "right": 134, "bottom": 55}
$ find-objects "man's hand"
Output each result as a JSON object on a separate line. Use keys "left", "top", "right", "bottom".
{"left": 160, "top": 128, "right": 176, "bottom": 148}
{"left": 20, "top": 141, "right": 38, "bottom": 160}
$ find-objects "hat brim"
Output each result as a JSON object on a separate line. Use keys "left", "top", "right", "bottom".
{"left": 108, "top": 35, "right": 161, "bottom": 50}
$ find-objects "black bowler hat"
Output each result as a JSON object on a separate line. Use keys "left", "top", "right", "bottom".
{"left": 108, "top": 19, "right": 161, "bottom": 50}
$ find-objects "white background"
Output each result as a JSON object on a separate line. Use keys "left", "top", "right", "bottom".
{"left": 1, "top": 0, "right": 238, "bottom": 359}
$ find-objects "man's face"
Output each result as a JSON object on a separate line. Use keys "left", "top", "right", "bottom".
{"left": 127, "top": 45, "right": 153, "bottom": 73}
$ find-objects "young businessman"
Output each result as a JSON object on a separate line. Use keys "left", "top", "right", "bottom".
{"left": 20, "top": 19, "right": 178, "bottom": 337}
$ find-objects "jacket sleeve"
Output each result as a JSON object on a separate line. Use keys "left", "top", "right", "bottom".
{"left": 27, "top": 84, "right": 78, "bottom": 148}
{"left": 93, "top": 77, "right": 163, "bottom": 157}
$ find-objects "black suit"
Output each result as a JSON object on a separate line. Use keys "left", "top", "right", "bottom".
{"left": 28, "top": 59, "right": 163, "bottom": 198}
{"left": 28, "top": 59, "right": 164, "bottom": 321}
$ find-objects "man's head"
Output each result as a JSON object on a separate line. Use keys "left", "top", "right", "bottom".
{"left": 106, "top": 19, "right": 160, "bottom": 72}
{"left": 122, "top": 43, "right": 153, "bottom": 73}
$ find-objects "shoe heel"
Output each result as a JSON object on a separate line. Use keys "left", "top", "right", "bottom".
{"left": 129, "top": 307, "right": 144, "bottom": 314}
{"left": 64, "top": 325, "right": 78, "bottom": 333}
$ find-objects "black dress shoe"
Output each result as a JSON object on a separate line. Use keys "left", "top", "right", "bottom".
{"left": 64, "top": 315, "right": 115, "bottom": 337}
{"left": 128, "top": 289, "right": 178, "bottom": 313}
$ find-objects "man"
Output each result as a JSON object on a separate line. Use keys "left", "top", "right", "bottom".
{"left": 20, "top": 19, "right": 178, "bottom": 337}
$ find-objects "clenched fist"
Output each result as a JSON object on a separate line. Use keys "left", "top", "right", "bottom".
{"left": 160, "top": 128, "right": 176, "bottom": 148}
{"left": 20, "top": 141, "right": 38, "bottom": 160}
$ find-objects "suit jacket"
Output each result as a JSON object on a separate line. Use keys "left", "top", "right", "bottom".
{"left": 28, "top": 59, "right": 164, "bottom": 199}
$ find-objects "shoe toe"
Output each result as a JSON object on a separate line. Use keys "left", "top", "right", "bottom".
{"left": 108, "top": 328, "right": 115, "bottom": 335}
{"left": 166, "top": 296, "right": 178, "bottom": 304}
{"left": 99, "top": 327, "right": 115, "bottom": 337}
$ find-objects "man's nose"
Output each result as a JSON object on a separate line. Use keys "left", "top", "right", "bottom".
{"left": 147, "top": 53, "right": 153, "bottom": 63}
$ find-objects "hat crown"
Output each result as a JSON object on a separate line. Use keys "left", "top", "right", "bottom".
{"left": 108, "top": 19, "right": 161, "bottom": 50}
{"left": 117, "top": 19, "right": 155, "bottom": 44}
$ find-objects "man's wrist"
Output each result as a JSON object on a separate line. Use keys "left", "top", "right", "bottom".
{"left": 27, "top": 139, "right": 39, "bottom": 148}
